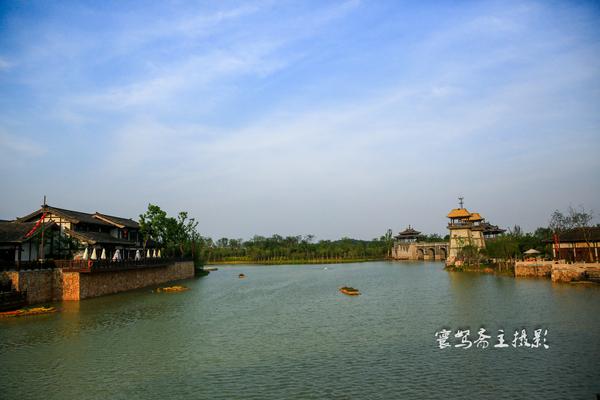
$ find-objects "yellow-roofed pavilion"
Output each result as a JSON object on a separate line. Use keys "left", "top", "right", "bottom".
{"left": 446, "top": 197, "right": 486, "bottom": 265}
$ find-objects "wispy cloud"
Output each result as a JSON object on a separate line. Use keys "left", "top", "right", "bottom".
{"left": 0, "top": 57, "right": 12, "bottom": 71}
{"left": 0, "top": 131, "right": 45, "bottom": 158}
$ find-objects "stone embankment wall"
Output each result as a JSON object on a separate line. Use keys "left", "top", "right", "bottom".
{"left": 551, "top": 263, "right": 600, "bottom": 283}
{"left": 514, "top": 261, "right": 553, "bottom": 278}
{"left": 1, "top": 261, "right": 195, "bottom": 304}
{"left": 75, "top": 261, "right": 194, "bottom": 300}
{"left": 1, "top": 269, "right": 63, "bottom": 305}
{"left": 514, "top": 261, "right": 600, "bottom": 283}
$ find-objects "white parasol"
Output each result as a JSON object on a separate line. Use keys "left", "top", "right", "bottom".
{"left": 100, "top": 248, "right": 107, "bottom": 260}
{"left": 112, "top": 249, "right": 121, "bottom": 261}
{"left": 91, "top": 248, "right": 98, "bottom": 260}
{"left": 82, "top": 248, "right": 89, "bottom": 260}
{"left": 135, "top": 250, "right": 142, "bottom": 261}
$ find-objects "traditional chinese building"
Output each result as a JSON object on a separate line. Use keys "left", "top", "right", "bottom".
{"left": 392, "top": 226, "right": 448, "bottom": 261}
{"left": 446, "top": 198, "right": 504, "bottom": 265}
{"left": 1, "top": 203, "right": 195, "bottom": 306}
{"left": 395, "top": 226, "right": 421, "bottom": 243}
{"left": 0, "top": 221, "right": 52, "bottom": 267}
{"left": 15, "top": 204, "right": 143, "bottom": 263}
{"left": 547, "top": 227, "right": 600, "bottom": 262}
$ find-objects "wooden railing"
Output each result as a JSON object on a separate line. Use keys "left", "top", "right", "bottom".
{"left": 54, "top": 257, "right": 192, "bottom": 273}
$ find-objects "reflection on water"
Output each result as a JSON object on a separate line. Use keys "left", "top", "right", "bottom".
{"left": 1, "top": 262, "right": 599, "bottom": 399}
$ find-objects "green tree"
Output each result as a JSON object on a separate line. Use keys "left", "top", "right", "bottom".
{"left": 139, "top": 204, "right": 169, "bottom": 249}
{"left": 381, "top": 229, "right": 393, "bottom": 258}
{"left": 139, "top": 204, "right": 199, "bottom": 257}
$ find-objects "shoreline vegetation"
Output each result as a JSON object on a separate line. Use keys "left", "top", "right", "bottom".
{"left": 137, "top": 204, "right": 399, "bottom": 268}
{"left": 445, "top": 262, "right": 515, "bottom": 276}
{"left": 206, "top": 257, "right": 385, "bottom": 265}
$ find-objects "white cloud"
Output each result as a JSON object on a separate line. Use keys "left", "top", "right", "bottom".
{"left": 0, "top": 57, "right": 12, "bottom": 71}
{"left": 0, "top": 131, "right": 46, "bottom": 158}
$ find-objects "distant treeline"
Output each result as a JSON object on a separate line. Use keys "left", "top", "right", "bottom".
{"left": 139, "top": 203, "right": 596, "bottom": 266}
{"left": 195, "top": 235, "right": 391, "bottom": 264}
{"left": 138, "top": 204, "right": 406, "bottom": 264}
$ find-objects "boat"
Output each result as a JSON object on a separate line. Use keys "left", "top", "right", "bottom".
{"left": 0, "top": 306, "right": 57, "bottom": 317}
{"left": 339, "top": 286, "right": 361, "bottom": 296}
{"left": 156, "top": 285, "right": 188, "bottom": 293}
{"left": 239, "top": 273, "right": 246, "bottom": 279}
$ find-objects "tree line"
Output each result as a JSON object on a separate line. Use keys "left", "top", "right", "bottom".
{"left": 139, "top": 204, "right": 596, "bottom": 266}
{"left": 138, "top": 204, "right": 395, "bottom": 264}
{"left": 195, "top": 234, "right": 391, "bottom": 264}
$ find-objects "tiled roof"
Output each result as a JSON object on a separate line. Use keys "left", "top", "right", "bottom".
{"left": 555, "top": 227, "right": 600, "bottom": 242}
{"left": 64, "top": 228, "right": 137, "bottom": 246}
{"left": 468, "top": 212, "right": 484, "bottom": 221}
{"left": 447, "top": 208, "right": 471, "bottom": 219}
{"left": 20, "top": 206, "right": 111, "bottom": 226}
{"left": 481, "top": 222, "right": 506, "bottom": 235}
{"left": 19, "top": 205, "right": 139, "bottom": 228}
{"left": 93, "top": 213, "right": 140, "bottom": 228}
{"left": 0, "top": 221, "right": 37, "bottom": 243}
{"left": 397, "top": 227, "right": 421, "bottom": 236}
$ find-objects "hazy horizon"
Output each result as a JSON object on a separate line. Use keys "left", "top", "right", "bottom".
{"left": 1, "top": 1, "right": 599, "bottom": 240}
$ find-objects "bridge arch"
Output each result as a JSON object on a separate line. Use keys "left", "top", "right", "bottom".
{"left": 416, "top": 248, "right": 425, "bottom": 260}
{"left": 426, "top": 248, "right": 435, "bottom": 260}
{"left": 439, "top": 247, "right": 447, "bottom": 260}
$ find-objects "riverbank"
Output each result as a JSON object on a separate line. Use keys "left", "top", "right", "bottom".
{"left": 206, "top": 257, "right": 385, "bottom": 265}
{"left": 444, "top": 262, "right": 515, "bottom": 276}
{"left": 515, "top": 260, "right": 600, "bottom": 283}
{"left": 1, "top": 260, "right": 195, "bottom": 305}
{"left": 446, "top": 260, "right": 600, "bottom": 284}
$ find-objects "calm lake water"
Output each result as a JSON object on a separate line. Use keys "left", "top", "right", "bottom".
{"left": 1, "top": 261, "right": 599, "bottom": 399}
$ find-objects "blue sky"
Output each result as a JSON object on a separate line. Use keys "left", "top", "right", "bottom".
{"left": 1, "top": 0, "right": 599, "bottom": 239}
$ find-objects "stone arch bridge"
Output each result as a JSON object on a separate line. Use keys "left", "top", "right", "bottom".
{"left": 392, "top": 242, "right": 449, "bottom": 261}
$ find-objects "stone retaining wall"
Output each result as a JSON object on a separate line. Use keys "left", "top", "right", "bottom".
{"left": 1, "top": 269, "right": 62, "bottom": 304}
{"left": 77, "top": 261, "right": 194, "bottom": 300}
{"left": 1, "top": 261, "right": 195, "bottom": 304}
{"left": 514, "top": 261, "right": 600, "bottom": 282}
{"left": 514, "top": 261, "right": 553, "bottom": 278}
{"left": 551, "top": 263, "right": 600, "bottom": 283}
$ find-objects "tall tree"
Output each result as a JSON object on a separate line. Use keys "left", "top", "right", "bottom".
{"left": 139, "top": 204, "right": 169, "bottom": 248}
{"left": 382, "top": 228, "right": 393, "bottom": 258}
